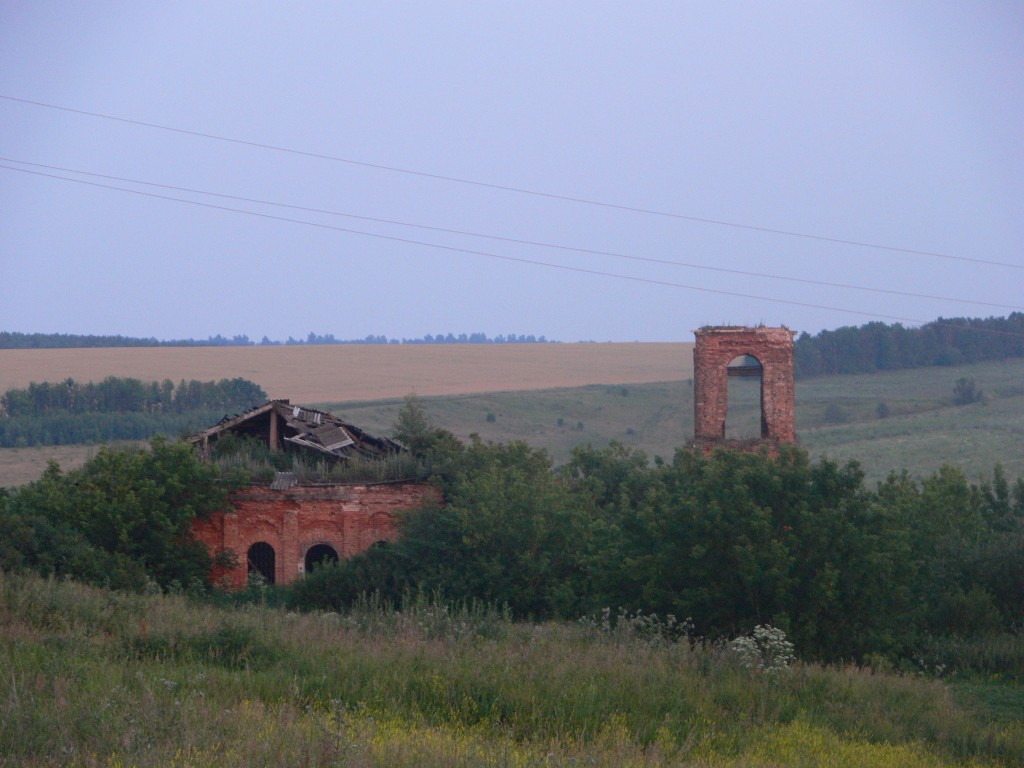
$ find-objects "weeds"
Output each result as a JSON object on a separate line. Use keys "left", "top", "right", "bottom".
{"left": 1, "top": 571, "right": 1022, "bottom": 767}
{"left": 578, "top": 606, "right": 694, "bottom": 646}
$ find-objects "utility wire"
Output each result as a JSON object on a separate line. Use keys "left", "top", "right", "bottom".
{"left": 0, "top": 162, "right": 945, "bottom": 326}
{"left": 4, "top": 156, "right": 1022, "bottom": 313}
{"left": 6, "top": 163, "right": 1024, "bottom": 343}
{"left": 2, "top": 93, "right": 1019, "bottom": 270}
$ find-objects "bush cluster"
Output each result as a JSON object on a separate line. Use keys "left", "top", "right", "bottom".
{"left": 3, "top": 397, "right": 1022, "bottom": 667}
{"left": 288, "top": 432, "right": 1024, "bottom": 665}
{"left": 0, "top": 439, "right": 230, "bottom": 591}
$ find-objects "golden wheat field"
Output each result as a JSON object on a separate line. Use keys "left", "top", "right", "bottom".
{"left": 0, "top": 343, "right": 693, "bottom": 486}
{"left": 0, "top": 343, "right": 694, "bottom": 403}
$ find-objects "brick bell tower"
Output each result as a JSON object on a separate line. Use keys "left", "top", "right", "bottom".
{"left": 692, "top": 326, "right": 796, "bottom": 443}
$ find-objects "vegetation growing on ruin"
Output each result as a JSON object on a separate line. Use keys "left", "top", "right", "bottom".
{"left": 208, "top": 431, "right": 428, "bottom": 484}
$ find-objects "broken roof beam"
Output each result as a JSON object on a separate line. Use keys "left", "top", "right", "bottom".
{"left": 269, "top": 404, "right": 280, "bottom": 451}
{"left": 187, "top": 400, "right": 278, "bottom": 445}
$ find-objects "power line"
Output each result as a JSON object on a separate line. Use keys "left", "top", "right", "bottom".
{"left": 4, "top": 156, "right": 1022, "bottom": 313}
{"left": 0, "top": 162, "right": 944, "bottom": 326}
{"left": 2, "top": 93, "right": 1019, "bottom": 270}
{"left": 7, "top": 162, "right": 1024, "bottom": 344}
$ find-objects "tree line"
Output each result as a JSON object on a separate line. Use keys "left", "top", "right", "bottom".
{"left": 794, "top": 313, "right": 1024, "bottom": 378}
{"left": 0, "top": 331, "right": 252, "bottom": 348}
{"left": 0, "top": 331, "right": 553, "bottom": 349}
{"left": 0, "top": 377, "right": 266, "bottom": 447}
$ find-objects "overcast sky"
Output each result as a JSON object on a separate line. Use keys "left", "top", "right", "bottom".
{"left": 1, "top": 2, "right": 1021, "bottom": 343}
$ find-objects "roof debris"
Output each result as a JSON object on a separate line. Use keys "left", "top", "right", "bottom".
{"left": 189, "top": 399, "right": 402, "bottom": 461}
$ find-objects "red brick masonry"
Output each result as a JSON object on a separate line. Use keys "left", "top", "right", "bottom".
{"left": 693, "top": 326, "right": 796, "bottom": 443}
{"left": 192, "top": 481, "right": 440, "bottom": 588}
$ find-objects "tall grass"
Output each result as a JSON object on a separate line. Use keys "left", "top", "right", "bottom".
{"left": 1, "top": 572, "right": 1021, "bottom": 767}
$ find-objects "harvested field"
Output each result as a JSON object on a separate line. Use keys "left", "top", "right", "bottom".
{"left": 0, "top": 343, "right": 694, "bottom": 403}
{"left": 0, "top": 443, "right": 127, "bottom": 487}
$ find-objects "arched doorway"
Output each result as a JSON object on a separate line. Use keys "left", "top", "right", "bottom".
{"left": 247, "top": 542, "right": 276, "bottom": 585}
{"left": 725, "top": 354, "right": 764, "bottom": 439}
{"left": 304, "top": 543, "right": 339, "bottom": 573}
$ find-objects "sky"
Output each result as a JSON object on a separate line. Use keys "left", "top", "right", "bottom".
{"left": 1, "top": 2, "right": 1022, "bottom": 343}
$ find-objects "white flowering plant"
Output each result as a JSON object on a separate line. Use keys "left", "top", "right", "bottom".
{"left": 729, "top": 624, "right": 796, "bottom": 674}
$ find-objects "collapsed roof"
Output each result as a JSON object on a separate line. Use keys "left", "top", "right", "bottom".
{"left": 189, "top": 399, "right": 402, "bottom": 461}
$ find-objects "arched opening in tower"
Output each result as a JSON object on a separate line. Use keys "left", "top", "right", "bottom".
{"left": 725, "top": 354, "right": 764, "bottom": 439}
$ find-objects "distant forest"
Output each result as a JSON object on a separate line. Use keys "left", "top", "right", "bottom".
{"left": 794, "top": 313, "right": 1024, "bottom": 378}
{"left": 0, "top": 377, "right": 266, "bottom": 448}
{"left": 0, "top": 331, "right": 552, "bottom": 349}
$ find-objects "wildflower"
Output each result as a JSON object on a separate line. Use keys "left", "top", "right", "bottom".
{"left": 730, "top": 625, "right": 796, "bottom": 674}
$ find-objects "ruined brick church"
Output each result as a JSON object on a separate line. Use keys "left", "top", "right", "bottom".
{"left": 188, "top": 400, "right": 438, "bottom": 588}
{"left": 191, "top": 325, "right": 795, "bottom": 588}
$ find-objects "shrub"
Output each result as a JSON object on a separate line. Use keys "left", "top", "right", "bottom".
{"left": 953, "top": 377, "right": 983, "bottom": 405}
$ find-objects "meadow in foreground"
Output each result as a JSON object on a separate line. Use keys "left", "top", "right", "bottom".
{"left": 2, "top": 573, "right": 1021, "bottom": 768}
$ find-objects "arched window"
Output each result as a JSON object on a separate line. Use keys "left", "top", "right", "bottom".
{"left": 247, "top": 542, "right": 276, "bottom": 585}
{"left": 304, "top": 543, "right": 339, "bottom": 573}
{"left": 725, "top": 354, "right": 764, "bottom": 439}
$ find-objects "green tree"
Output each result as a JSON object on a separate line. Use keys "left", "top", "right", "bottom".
{"left": 400, "top": 439, "right": 594, "bottom": 617}
{"left": 390, "top": 394, "right": 463, "bottom": 474}
{"left": 0, "top": 439, "right": 227, "bottom": 590}
{"left": 391, "top": 394, "right": 435, "bottom": 454}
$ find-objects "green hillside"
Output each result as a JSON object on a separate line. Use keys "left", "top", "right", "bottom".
{"left": 321, "top": 358, "right": 1024, "bottom": 484}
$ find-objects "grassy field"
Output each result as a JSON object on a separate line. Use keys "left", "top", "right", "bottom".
{"left": 0, "top": 444, "right": 104, "bottom": 486}
{"left": 319, "top": 357, "right": 1024, "bottom": 485}
{"left": 2, "top": 351, "right": 1023, "bottom": 487}
{"left": 2, "top": 572, "right": 1021, "bottom": 767}
{"left": 794, "top": 359, "right": 1024, "bottom": 483}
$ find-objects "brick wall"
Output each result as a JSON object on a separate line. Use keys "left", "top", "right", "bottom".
{"left": 191, "top": 481, "right": 440, "bottom": 589}
{"left": 693, "top": 326, "right": 796, "bottom": 443}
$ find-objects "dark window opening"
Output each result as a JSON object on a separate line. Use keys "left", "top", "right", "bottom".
{"left": 304, "top": 543, "right": 339, "bottom": 572}
{"left": 247, "top": 542, "right": 276, "bottom": 585}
